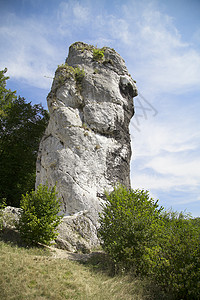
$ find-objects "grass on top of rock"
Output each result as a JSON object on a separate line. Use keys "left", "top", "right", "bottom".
{"left": 56, "top": 63, "right": 85, "bottom": 92}
{"left": 72, "top": 41, "right": 95, "bottom": 52}
{"left": 93, "top": 48, "right": 105, "bottom": 61}
{"left": 71, "top": 42, "right": 106, "bottom": 62}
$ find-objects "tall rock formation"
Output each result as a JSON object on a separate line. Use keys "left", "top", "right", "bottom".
{"left": 36, "top": 42, "right": 138, "bottom": 251}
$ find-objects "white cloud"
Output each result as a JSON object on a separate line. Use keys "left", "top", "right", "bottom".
{"left": 131, "top": 172, "right": 196, "bottom": 192}
{"left": 117, "top": 2, "right": 200, "bottom": 95}
{"left": 0, "top": 14, "right": 63, "bottom": 89}
{"left": 85, "top": 1, "right": 200, "bottom": 95}
{"left": 146, "top": 155, "right": 200, "bottom": 178}
{"left": 131, "top": 156, "right": 200, "bottom": 197}
{"left": 73, "top": 2, "right": 90, "bottom": 22}
{"left": 130, "top": 100, "right": 200, "bottom": 198}
{"left": 131, "top": 118, "right": 200, "bottom": 158}
{"left": 146, "top": 49, "right": 200, "bottom": 93}
{"left": 57, "top": 1, "right": 90, "bottom": 35}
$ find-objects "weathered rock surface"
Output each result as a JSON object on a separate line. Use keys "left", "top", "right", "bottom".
{"left": 55, "top": 213, "right": 99, "bottom": 253}
{"left": 36, "top": 42, "right": 138, "bottom": 250}
{"left": 1, "top": 206, "right": 22, "bottom": 229}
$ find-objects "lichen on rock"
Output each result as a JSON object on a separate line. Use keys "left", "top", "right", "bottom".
{"left": 36, "top": 42, "right": 138, "bottom": 251}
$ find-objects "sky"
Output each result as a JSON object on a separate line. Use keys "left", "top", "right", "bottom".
{"left": 0, "top": 0, "right": 200, "bottom": 217}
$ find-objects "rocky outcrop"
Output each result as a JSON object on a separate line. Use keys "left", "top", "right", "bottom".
{"left": 55, "top": 213, "right": 99, "bottom": 253}
{"left": 1, "top": 206, "right": 22, "bottom": 229}
{"left": 36, "top": 42, "right": 138, "bottom": 250}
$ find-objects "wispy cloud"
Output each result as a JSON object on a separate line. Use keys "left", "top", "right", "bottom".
{"left": 131, "top": 105, "right": 200, "bottom": 204}
{"left": 88, "top": 1, "right": 200, "bottom": 95}
{"left": 0, "top": 13, "right": 63, "bottom": 89}
{"left": 120, "top": 2, "right": 200, "bottom": 95}
{"left": 57, "top": 0, "right": 90, "bottom": 34}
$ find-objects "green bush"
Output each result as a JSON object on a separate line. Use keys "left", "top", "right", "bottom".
{"left": 98, "top": 185, "right": 200, "bottom": 299}
{"left": 155, "top": 211, "right": 200, "bottom": 299}
{"left": 93, "top": 48, "right": 104, "bottom": 61}
{"left": 17, "top": 184, "right": 63, "bottom": 246}
{"left": 98, "top": 185, "right": 164, "bottom": 274}
{"left": 74, "top": 67, "right": 85, "bottom": 85}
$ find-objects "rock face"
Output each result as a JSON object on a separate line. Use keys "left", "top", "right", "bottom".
{"left": 36, "top": 42, "right": 138, "bottom": 250}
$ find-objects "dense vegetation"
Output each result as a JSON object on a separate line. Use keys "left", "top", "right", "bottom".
{"left": 17, "top": 184, "right": 63, "bottom": 246}
{"left": 98, "top": 185, "right": 200, "bottom": 299}
{"left": 0, "top": 69, "right": 49, "bottom": 207}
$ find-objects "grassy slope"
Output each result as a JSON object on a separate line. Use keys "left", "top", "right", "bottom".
{"left": 0, "top": 240, "right": 168, "bottom": 300}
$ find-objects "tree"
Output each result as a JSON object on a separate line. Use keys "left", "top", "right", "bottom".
{"left": 17, "top": 184, "right": 63, "bottom": 246}
{"left": 0, "top": 69, "right": 49, "bottom": 206}
{"left": 0, "top": 68, "right": 17, "bottom": 116}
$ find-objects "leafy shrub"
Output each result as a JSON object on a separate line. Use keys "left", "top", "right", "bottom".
{"left": 98, "top": 185, "right": 200, "bottom": 299}
{"left": 98, "top": 184, "right": 164, "bottom": 274}
{"left": 93, "top": 48, "right": 104, "bottom": 61}
{"left": 17, "top": 184, "right": 63, "bottom": 246}
{"left": 74, "top": 67, "right": 85, "bottom": 85}
{"left": 155, "top": 211, "right": 200, "bottom": 299}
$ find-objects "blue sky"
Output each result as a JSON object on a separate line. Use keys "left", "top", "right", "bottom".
{"left": 0, "top": 0, "right": 200, "bottom": 217}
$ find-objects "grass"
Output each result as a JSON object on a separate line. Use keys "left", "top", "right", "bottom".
{"left": 0, "top": 239, "right": 170, "bottom": 300}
